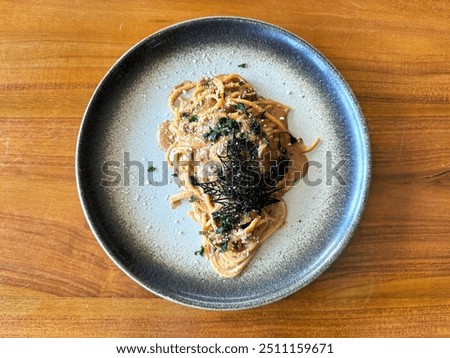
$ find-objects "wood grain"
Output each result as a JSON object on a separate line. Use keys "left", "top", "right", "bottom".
{"left": 1, "top": 0, "right": 449, "bottom": 337}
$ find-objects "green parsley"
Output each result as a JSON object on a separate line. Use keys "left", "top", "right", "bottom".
{"left": 220, "top": 241, "right": 228, "bottom": 253}
{"left": 171, "top": 173, "right": 178, "bottom": 177}
{"left": 147, "top": 165, "right": 156, "bottom": 172}
{"left": 240, "top": 132, "right": 248, "bottom": 140}
{"left": 189, "top": 115, "right": 198, "bottom": 123}
{"left": 189, "top": 195, "right": 196, "bottom": 203}
{"left": 237, "top": 63, "right": 247, "bottom": 68}
{"left": 250, "top": 119, "right": 260, "bottom": 135}
{"left": 287, "top": 132, "right": 298, "bottom": 144}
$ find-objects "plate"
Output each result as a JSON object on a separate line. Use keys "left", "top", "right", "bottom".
{"left": 76, "top": 17, "right": 371, "bottom": 310}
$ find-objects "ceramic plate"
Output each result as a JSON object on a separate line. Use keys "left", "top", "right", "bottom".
{"left": 76, "top": 17, "right": 371, "bottom": 310}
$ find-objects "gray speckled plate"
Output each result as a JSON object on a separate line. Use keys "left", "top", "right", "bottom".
{"left": 76, "top": 17, "right": 371, "bottom": 310}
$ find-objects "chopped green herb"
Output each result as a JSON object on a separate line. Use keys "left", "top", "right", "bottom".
{"left": 147, "top": 165, "right": 156, "bottom": 172}
{"left": 221, "top": 215, "right": 237, "bottom": 231}
{"left": 287, "top": 132, "right": 298, "bottom": 144}
{"left": 171, "top": 173, "right": 178, "bottom": 177}
{"left": 237, "top": 63, "right": 247, "bottom": 68}
{"left": 250, "top": 120, "right": 260, "bottom": 135}
{"left": 235, "top": 102, "right": 249, "bottom": 116}
{"left": 189, "top": 115, "right": 198, "bottom": 123}
{"left": 194, "top": 246, "right": 205, "bottom": 257}
{"left": 189, "top": 195, "right": 196, "bottom": 203}
{"left": 204, "top": 117, "right": 239, "bottom": 142}
{"left": 220, "top": 241, "right": 228, "bottom": 253}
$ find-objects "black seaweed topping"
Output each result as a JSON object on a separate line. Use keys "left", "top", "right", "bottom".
{"left": 190, "top": 134, "right": 289, "bottom": 234}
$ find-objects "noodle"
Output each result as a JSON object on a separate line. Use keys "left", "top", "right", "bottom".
{"left": 157, "top": 74, "right": 318, "bottom": 278}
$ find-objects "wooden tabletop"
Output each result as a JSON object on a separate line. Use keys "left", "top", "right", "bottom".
{"left": 1, "top": 0, "right": 449, "bottom": 337}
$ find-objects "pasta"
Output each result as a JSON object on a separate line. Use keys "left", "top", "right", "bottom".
{"left": 157, "top": 74, "right": 318, "bottom": 278}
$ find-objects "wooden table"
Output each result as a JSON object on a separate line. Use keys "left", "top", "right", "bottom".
{"left": 1, "top": 0, "right": 449, "bottom": 337}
